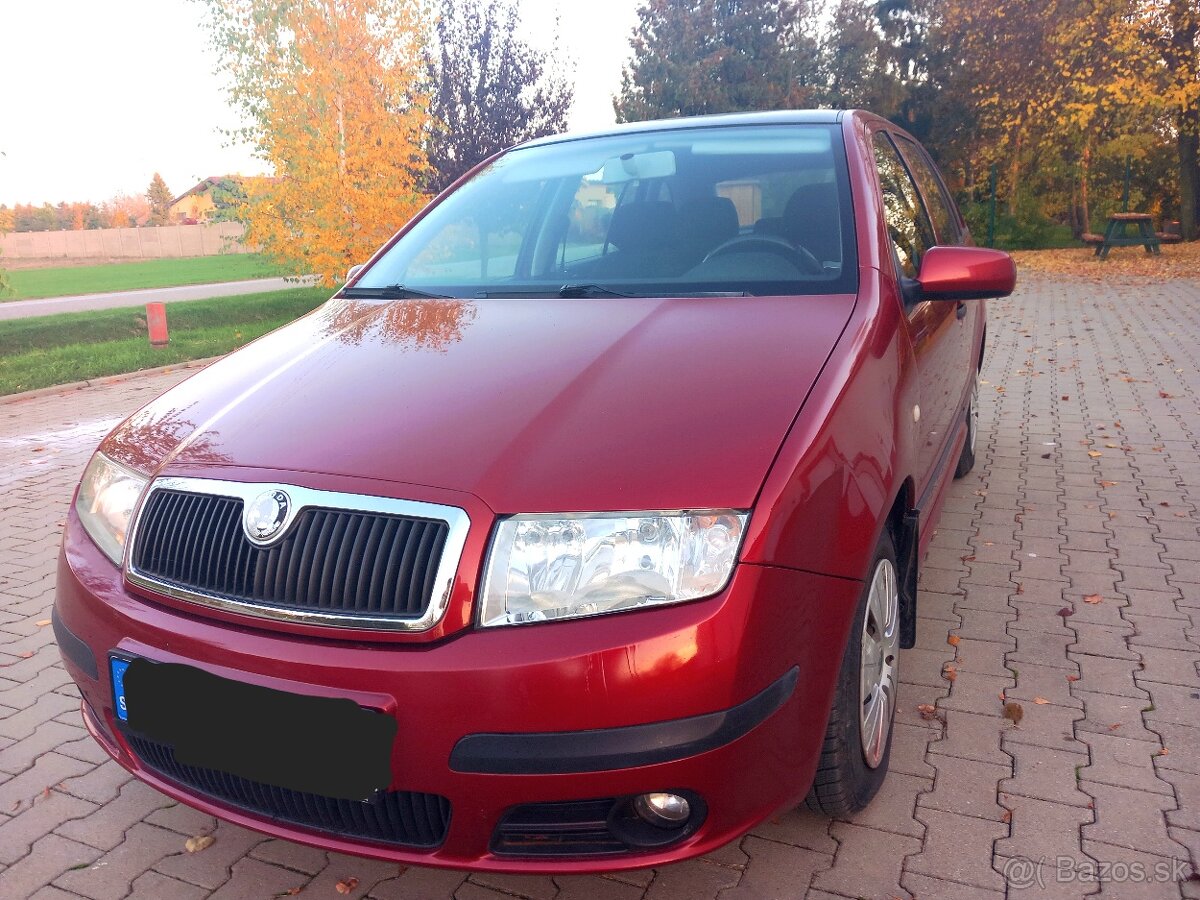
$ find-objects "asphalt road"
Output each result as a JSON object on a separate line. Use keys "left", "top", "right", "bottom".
{"left": 0, "top": 276, "right": 319, "bottom": 322}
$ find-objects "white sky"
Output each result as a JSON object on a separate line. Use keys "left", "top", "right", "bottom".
{"left": 0, "top": 0, "right": 641, "bottom": 207}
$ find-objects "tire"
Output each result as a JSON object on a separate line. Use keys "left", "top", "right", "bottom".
{"left": 954, "top": 370, "right": 980, "bottom": 478}
{"left": 805, "top": 530, "right": 900, "bottom": 816}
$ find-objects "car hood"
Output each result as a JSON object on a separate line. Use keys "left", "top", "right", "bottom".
{"left": 105, "top": 294, "right": 855, "bottom": 513}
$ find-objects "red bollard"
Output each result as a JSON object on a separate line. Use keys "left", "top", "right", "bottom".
{"left": 146, "top": 302, "right": 169, "bottom": 347}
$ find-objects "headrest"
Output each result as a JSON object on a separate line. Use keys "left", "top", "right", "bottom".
{"left": 783, "top": 182, "right": 841, "bottom": 261}
{"left": 679, "top": 197, "right": 739, "bottom": 247}
{"left": 606, "top": 201, "right": 679, "bottom": 251}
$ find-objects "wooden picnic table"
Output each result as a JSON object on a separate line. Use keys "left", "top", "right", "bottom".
{"left": 1084, "top": 212, "right": 1161, "bottom": 259}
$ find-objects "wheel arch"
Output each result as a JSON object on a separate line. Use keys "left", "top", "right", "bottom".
{"left": 886, "top": 478, "right": 919, "bottom": 649}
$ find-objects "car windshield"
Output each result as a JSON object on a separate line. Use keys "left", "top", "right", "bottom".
{"left": 355, "top": 123, "right": 858, "bottom": 298}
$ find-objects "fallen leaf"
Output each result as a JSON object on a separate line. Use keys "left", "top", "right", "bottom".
{"left": 1099, "top": 481, "right": 1118, "bottom": 487}
{"left": 960, "top": 555, "right": 976, "bottom": 562}
{"left": 273, "top": 890, "right": 302, "bottom": 898}
{"left": 1033, "top": 697, "right": 1050, "bottom": 705}
{"left": 1160, "top": 501, "right": 1170, "bottom": 507}
{"left": 917, "top": 703, "right": 939, "bottom": 720}
{"left": 947, "top": 634, "right": 961, "bottom": 647}
{"left": 34, "top": 619, "right": 50, "bottom": 627}
{"left": 1003, "top": 701, "right": 1024, "bottom": 726}
{"left": 185, "top": 834, "right": 215, "bottom": 853}
{"left": 1015, "top": 583, "right": 1025, "bottom": 595}
{"left": 335, "top": 877, "right": 360, "bottom": 894}
{"left": 1109, "top": 723, "right": 1122, "bottom": 730}
{"left": 1158, "top": 747, "right": 1169, "bottom": 756}
{"left": 1041, "top": 452, "right": 1052, "bottom": 459}
{"left": 1087, "top": 450, "right": 1103, "bottom": 458}
{"left": 1001, "top": 808, "right": 1012, "bottom": 823}
{"left": 1159, "top": 391, "right": 1173, "bottom": 399}
{"left": 1061, "top": 395, "right": 1070, "bottom": 401}
{"left": 1058, "top": 607, "right": 1074, "bottom": 617}
{"left": 1083, "top": 594, "right": 1103, "bottom": 604}
{"left": 943, "top": 663, "right": 958, "bottom": 682}
{"left": 1067, "top": 674, "right": 1080, "bottom": 682}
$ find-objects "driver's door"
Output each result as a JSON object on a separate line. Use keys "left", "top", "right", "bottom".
{"left": 871, "top": 131, "right": 956, "bottom": 498}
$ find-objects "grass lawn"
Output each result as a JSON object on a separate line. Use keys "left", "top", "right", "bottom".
{"left": 4, "top": 254, "right": 289, "bottom": 301}
{"left": 0, "top": 286, "right": 331, "bottom": 396}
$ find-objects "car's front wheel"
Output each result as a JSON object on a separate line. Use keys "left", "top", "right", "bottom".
{"left": 805, "top": 530, "right": 900, "bottom": 816}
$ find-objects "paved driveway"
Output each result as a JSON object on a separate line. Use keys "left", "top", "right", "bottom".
{"left": 1, "top": 275, "right": 1198, "bottom": 899}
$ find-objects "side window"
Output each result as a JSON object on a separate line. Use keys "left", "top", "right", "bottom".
{"left": 894, "top": 135, "right": 962, "bottom": 245}
{"left": 872, "top": 132, "right": 935, "bottom": 280}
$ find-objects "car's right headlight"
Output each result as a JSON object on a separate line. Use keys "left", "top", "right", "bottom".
{"left": 75, "top": 452, "right": 149, "bottom": 565}
{"left": 478, "top": 510, "right": 749, "bottom": 627}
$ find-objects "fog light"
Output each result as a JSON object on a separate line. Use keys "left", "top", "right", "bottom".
{"left": 633, "top": 792, "right": 691, "bottom": 829}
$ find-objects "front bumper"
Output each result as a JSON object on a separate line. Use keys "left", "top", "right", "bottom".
{"left": 54, "top": 506, "right": 862, "bottom": 872}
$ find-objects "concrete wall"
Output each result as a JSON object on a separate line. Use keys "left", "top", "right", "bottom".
{"left": 0, "top": 222, "right": 248, "bottom": 260}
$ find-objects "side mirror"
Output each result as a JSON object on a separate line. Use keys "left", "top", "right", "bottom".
{"left": 917, "top": 246, "right": 1016, "bottom": 301}
{"left": 346, "top": 263, "right": 365, "bottom": 284}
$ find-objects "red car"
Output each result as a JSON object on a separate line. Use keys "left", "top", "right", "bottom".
{"left": 55, "top": 110, "right": 1014, "bottom": 872}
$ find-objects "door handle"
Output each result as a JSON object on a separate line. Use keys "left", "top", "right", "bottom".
{"left": 956, "top": 301, "right": 967, "bottom": 320}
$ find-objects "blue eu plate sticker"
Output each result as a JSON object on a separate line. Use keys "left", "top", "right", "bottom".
{"left": 110, "top": 657, "right": 130, "bottom": 722}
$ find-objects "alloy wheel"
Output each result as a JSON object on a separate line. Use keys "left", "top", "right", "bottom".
{"left": 859, "top": 557, "right": 899, "bottom": 769}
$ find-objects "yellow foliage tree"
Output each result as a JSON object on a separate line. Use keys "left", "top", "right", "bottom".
{"left": 197, "top": 0, "right": 430, "bottom": 284}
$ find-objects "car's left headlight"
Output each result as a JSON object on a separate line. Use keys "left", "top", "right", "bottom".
{"left": 479, "top": 510, "right": 749, "bottom": 627}
{"left": 75, "top": 452, "right": 149, "bottom": 565}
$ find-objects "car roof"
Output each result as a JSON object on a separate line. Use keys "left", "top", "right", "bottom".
{"left": 518, "top": 109, "right": 849, "bottom": 151}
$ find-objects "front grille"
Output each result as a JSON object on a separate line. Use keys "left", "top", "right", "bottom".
{"left": 125, "top": 731, "right": 451, "bottom": 848}
{"left": 492, "top": 799, "right": 627, "bottom": 857}
{"left": 132, "top": 488, "right": 450, "bottom": 622}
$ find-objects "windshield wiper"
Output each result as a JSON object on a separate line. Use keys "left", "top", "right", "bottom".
{"left": 340, "top": 284, "right": 451, "bottom": 300}
{"left": 557, "top": 283, "right": 637, "bottom": 298}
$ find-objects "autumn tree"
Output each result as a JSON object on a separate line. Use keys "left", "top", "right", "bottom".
{"left": 104, "top": 194, "right": 151, "bottom": 228}
{"left": 615, "top": 0, "right": 821, "bottom": 122}
{"left": 146, "top": 173, "right": 174, "bottom": 225}
{"left": 425, "top": 0, "right": 573, "bottom": 192}
{"left": 1138, "top": 0, "right": 1200, "bottom": 238}
{"left": 822, "top": 0, "right": 911, "bottom": 121}
{"left": 195, "top": 0, "right": 430, "bottom": 282}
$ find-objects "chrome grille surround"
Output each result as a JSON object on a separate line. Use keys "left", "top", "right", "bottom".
{"left": 125, "top": 477, "right": 471, "bottom": 632}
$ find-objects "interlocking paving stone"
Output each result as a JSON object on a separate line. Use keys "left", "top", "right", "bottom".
{"left": 555, "top": 874, "right": 647, "bottom": 900}
{"left": 906, "top": 807, "right": 1006, "bottom": 892}
{"left": 53, "top": 821, "right": 186, "bottom": 900}
{"left": 810, "top": 821, "right": 918, "bottom": 898}
{"left": 716, "top": 836, "right": 833, "bottom": 899}
{"left": 918, "top": 754, "right": 1008, "bottom": 821}
{"left": 1081, "top": 782, "right": 1188, "bottom": 858}
{"left": 366, "top": 865, "right": 468, "bottom": 898}
{"left": 641, "top": 858, "right": 741, "bottom": 900}
{"left": 1078, "top": 732, "right": 1173, "bottom": 795}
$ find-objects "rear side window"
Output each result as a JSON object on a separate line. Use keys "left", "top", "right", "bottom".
{"left": 893, "top": 135, "right": 961, "bottom": 245}
{"left": 872, "top": 133, "right": 935, "bottom": 279}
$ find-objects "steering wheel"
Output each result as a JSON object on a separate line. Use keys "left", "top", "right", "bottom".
{"left": 703, "top": 235, "right": 823, "bottom": 275}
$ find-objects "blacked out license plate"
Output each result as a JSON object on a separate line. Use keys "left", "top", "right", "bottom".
{"left": 110, "top": 655, "right": 396, "bottom": 801}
